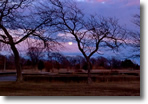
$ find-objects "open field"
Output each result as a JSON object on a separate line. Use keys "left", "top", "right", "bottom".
{"left": 0, "top": 69, "right": 140, "bottom": 96}
{"left": 0, "top": 81, "right": 140, "bottom": 96}
{"left": 23, "top": 74, "right": 140, "bottom": 83}
{"left": 0, "top": 68, "right": 140, "bottom": 76}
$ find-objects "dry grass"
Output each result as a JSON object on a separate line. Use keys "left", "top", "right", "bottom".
{"left": 0, "top": 81, "right": 140, "bottom": 96}
{"left": 23, "top": 74, "right": 140, "bottom": 83}
{"left": 0, "top": 69, "right": 140, "bottom": 96}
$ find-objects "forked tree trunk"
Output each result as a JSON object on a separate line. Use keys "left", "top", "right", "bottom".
{"left": 11, "top": 44, "right": 23, "bottom": 82}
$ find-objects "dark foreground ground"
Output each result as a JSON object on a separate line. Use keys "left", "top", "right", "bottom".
{"left": 0, "top": 69, "right": 140, "bottom": 96}
{"left": 0, "top": 81, "right": 140, "bottom": 96}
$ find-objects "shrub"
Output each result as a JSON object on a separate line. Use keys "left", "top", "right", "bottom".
{"left": 38, "top": 60, "right": 44, "bottom": 71}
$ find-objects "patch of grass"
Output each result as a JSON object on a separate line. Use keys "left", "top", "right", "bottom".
{"left": 0, "top": 81, "right": 140, "bottom": 96}
{"left": 23, "top": 74, "right": 140, "bottom": 83}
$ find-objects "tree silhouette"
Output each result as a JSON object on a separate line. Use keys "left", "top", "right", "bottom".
{"left": 129, "top": 13, "right": 140, "bottom": 58}
{"left": 27, "top": 47, "right": 44, "bottom": 68}
{"left": 44, "top": 0, "right": 127, "bottom": 84}
{"left": 0, "top": 0, "right": 55, "bottom": 81}
{"left": 38, "top": 60, "right": 44, "bottom": 72}
{"left": 121, "top": 59, "right": 134, "bottom": 68}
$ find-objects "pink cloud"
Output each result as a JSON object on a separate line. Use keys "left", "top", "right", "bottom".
{"left": 125, "top": 0, "right": 140, "bottom": 6}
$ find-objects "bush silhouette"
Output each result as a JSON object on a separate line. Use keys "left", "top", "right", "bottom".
{"left": 38, "top": 60, "right": 44, "bottom": 71}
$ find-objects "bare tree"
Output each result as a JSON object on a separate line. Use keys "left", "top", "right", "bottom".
{"left": 45, "top": 0, "right": 127, "bottom": 84}
{"left": 79, "top": 16, "right": 126, "bottom": 83}
{"left": 27, "top": 47, "right": 44, "bottom": 68}
{"left": 129, "top": 13, "right": 140, "bottom": 58}
{"left": 0, "top": 0, "right": 55, "bottom": 81}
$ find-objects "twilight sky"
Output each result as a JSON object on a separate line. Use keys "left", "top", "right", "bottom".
{"left": 0, "top": 0, "right": 140, "bottom": 64}
{"left": 58, "top": 0, "right": 140, "bottom": 64}
{"left": 77, "top": 0, "right": 139, "bottom": 27}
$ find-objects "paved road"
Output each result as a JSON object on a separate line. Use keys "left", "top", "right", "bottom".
{"left": 0, "top": 75, "right": 16, "bottom": 81}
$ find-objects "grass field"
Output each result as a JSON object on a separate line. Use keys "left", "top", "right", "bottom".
{"left": 0, "top": 69, "right": 140, "bottom": 96}
{"left": 0, "top": 81, "right": 140, "bottom": 96}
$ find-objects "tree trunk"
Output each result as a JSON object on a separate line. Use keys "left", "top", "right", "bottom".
{"left": 11, "top": 44, "right": 23, "bottom": 82}
{"left": 87, "top": 59, "right": 92, "bottom": 84}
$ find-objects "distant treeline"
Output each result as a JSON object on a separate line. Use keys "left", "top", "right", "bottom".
{"left": 0, "top": 53, "right": 139, "bottom": 71}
